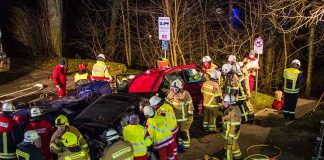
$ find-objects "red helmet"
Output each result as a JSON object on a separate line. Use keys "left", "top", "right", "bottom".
{"left": 78, "top": 63, "right": 87, "bottom": 71}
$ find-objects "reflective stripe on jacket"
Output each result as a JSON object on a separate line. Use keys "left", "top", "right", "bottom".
{"left": 283, "top": 68, "right": 301, "bottom": 94}
{"left": 201, "top": 80, "right": 222, "bottom": 107}
{"left": 156, "top": 103, "right": 178, "bottom": 134}
{"left": 123, "top": 124, "right": 151, "bottom": 157}
{"left": 0, "top": 116, "right": 17, "bottom": 159}
{"left": 91, "top": 61, "right": 111, "bottom": 80}
{"left": 58, "top": 148, "right": 90, "bottom": 160}
{"left": 166, "top": 90, "right": 194, "bottom": 122}
{"left": 145, "top": 114, "right": 174, "bottom": 150}
{"left": 74, "top": 73, "right": 90, "bottom": 82}
{"left": 100, "top": 140, "right": 133, "bottom": 160}
{"left": 222, "top": 106, "right": 241, "bottom": 141}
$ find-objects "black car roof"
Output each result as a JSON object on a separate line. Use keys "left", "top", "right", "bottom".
{"left": 74, "top": 93, "right": 142, "bottom": 128}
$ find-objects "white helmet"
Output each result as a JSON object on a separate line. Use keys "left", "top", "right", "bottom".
{"left": 2, "top": 103, "right": 15, "bottom": 112}
{"left": 171, "top": 79, "right": 183, "bottom": 89}
{"left": 97, "top": 54, "right": 106, "bottom": 60}
{"left": 202, "top": 56, "right": 212, "bottom": 63}
{"left": 188, "top": 69, "right": 198, "bottom": 76}
{"left": 228, "top": 55, "right": 236, "bottom": 62}
{"left": 223, "top": 94, "right": 236, "bottom": 104}
{"left": 143, "top": 106, "right": 154, "bottom": 117}
{"left": 105, "top": 128, "right": 120, "bottom": 142}
{"left": 149, "top": 95, "right": 162, "bottom": 106}
{"left": 210, "top": 70, "right": 221, "bottom": 80}
{"left": 30, "top": 107, "right": 42, "bottom": 118}
{"left": 222, "top": 64, "right": 232, "bottom": 74}
{"left": 24, "top": 130, "right": 40, "bottom": 143}
{"left": 291, "top": 59, "right": 301, "bottom": 67}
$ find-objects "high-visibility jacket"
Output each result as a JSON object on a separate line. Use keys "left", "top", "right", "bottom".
{"left": 74, "top": 72, "right": 91, "bottom": 82}
{"left": 16, "top": 143, "right": 45, "bottom": 160}
{"left": 239, "top": 65, "right": 251, "bottom": 97}
{"left": 123, "top": 124, "right": 151, "bottom": 157}
{"left": 223, "top": 73, "right": 240, "bottom": 96}
{"left": 166, "top": 90, "right": 194, "bottom": 122}
{"left": 222, "top": 106, "right": 241, "bottom": 141}
{"left": 25, "top": 120, "right": 55, "bottom": 160}
{"left": 156, "top": 103, "right": 178, "bottom": 135}
{"left": 245, "top": 57, "right": 259, "bottom": 77}
{"left": 0, "top": 116, "right": 17, "bottom": 159}
{"left": 50, "top": 126, "right": 88, "bottom": 154}
{"left": 237, "top": 77, "right": 247, "bottom": 101}
{"left": 201, "top": 80, "right": 222, "bottom": 108}
{"left": 91, "top": 61, "right": 112, "bottom": 81}
{"left": 145, "top": 114, "right": 174, "bottom": 150}
{"left": 58, "top": 147, "right": 90, "bottom": 160}
{"left": 101, "top": 140, "right": 133, "bottom": 160}
{"left": 202, "top": 63, "right": 218, "bottom": 76}
{"left": 283, "top": 68, "right": 301, "bottom": 94}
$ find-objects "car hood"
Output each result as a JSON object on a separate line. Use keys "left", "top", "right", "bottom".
{"left": 74, "top": 93, "right": 142, "bottom": 128}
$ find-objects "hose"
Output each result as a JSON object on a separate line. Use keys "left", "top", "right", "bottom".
{"left": 245, "top": 144, "right": 282, "bottom": 160}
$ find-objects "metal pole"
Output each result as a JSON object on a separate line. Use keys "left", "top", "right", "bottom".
{"left": 255, "top": 53, "right": 260, "bottom": 98}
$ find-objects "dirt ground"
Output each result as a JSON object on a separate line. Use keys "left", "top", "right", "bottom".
{"left": 0, "top": 67, "right": 323, "bottom": 160}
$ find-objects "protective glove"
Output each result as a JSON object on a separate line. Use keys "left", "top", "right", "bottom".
{"left": 56, "top": 85, "right": 61, "bottom": 90}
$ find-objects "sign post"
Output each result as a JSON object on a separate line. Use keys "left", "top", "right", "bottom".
{"left": 253, "top": 37, "right": 263, "bottom": 98}
{"left": 158, "top": 17, "right": 170, "bottom": 59}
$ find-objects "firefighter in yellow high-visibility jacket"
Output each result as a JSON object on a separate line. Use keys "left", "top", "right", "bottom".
{"left": 92, "top": 54, "right": 113, "bottom": 81}
{"left": 201, "top": 70, "right": 223, "bottom": 132}
{"left": 166, "top": 79, "right": 194, "bottom": 149}
{"left": 221, "top": 94, "right": 242, "bottom": 160}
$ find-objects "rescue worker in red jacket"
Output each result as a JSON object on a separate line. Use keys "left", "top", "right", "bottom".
{"left": 52, "top": 60, "right": 67, "bottom": 98}
{"left": 202, "top": 55, "right": 218, "bottom": 78}
{"left": 25, "top": 107, "right": 55, "bottom": 160}
{"left": 244, "top": 50, "right": 259, "bottom": 93}
{"left": 143, "top": 106, "right": 175, "bottom": 160}
{"left": 74, "top": 63, "right": 91, "bottom": 87}
{"left": 0, "top": 103, "right": 18, "bottom": 160}
{"left": 91, "top": 54, "right": 113, "bottom": 81}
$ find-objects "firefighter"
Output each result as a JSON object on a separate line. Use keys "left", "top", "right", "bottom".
{"left": 237, "top": 61, "right": 254, "bottom": 123}
{"left": 166, "top": 79, "right": 194, "bottom": 149}
{"left": 101, "top": 128, "right": 133, "bottom": 160}
{"left": 202, "top": 55, "right": 218, "bottom": 76}
{"left": 74, "top": 63, "right": 91, "bottom": 87}
{"left": 16, "top": 130, "right": 44, "bottom": 160}
{"left": 52, "top": 59, "right": 67, "bottom": 98}
{"left": 244, "top": 50, "right": 259, "bottom": 93}
{"left": 58, "top": 132, "right": 90, "bottom": 160}
{"left": 0, "top": 103, "right": 18, "bottom": 160}
{"left": 149, "top": 95, "right": 178, "bottom": 159}
{"left": 143, "top": 106, "right": 175, "bottom": 160}
{"left": 187, "top": 69, "right": 202, "bottom": 82}
{"left": 122, "top": 114, "right": 152, "bottom": 160}
{"left": 91, "top": 54, "right": 113, "bottom": 81}
{"left": 283, "top": 59, "right": 303, "bottom": 121}
{"left": 221, "top": 63, "right": 240, "bottom": 101}
{"left": 25, "top": 107, "right": 55, "bottom": 160}
{"left": 50, "top": 115, "right": 88, "bottom": 154}
{"left": 221, "top": 94, "right": 242, "bottom": 160}
{"left": 201, "top": 70, "right": 223, "bottom": 132}
{"left": 227, "top": 55, "right": 242, "bottom": 76}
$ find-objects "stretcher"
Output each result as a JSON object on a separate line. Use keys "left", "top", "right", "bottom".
{"left": 0, "top": 84, "right": 44, "bottom": 103}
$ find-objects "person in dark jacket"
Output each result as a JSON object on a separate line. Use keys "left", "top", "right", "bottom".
{"left": 52, "top": 59, "right": 67, "bottom": 98}
{"left": 16, "top": 130, "right": 44, "bottom": 160}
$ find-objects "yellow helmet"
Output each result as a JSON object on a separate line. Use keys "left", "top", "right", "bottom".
{"left": 61, "top": 132, "right": 78, "bottom": 147}
{"left": 55, "top": 115, "right": 69, "bottom": 126}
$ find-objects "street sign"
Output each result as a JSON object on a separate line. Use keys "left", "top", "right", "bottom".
{"left": 254, "top": 37, "right": 263, "bottom": 54}
{"left": 162, "top": 40, "right": 168, "bottom": 51}
{"left": 158, "top": 17, "right": 171, "bottom": 40}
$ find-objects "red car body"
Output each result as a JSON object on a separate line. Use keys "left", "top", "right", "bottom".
{"left": 127, "top": 64, "right": 204, "bottom": 107}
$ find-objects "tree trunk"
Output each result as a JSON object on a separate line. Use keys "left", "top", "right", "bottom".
{"left": 305, "top": 25, "right": 315, "bottom": 96}
{"left": 283, "top": 33, "right": 288, "bottom": 67}
{"left": 126, "top": 0, "right": 131, "bottom": 66}
{"left": 47, "top": 0, "right": 63, "bottom": 56}
{"left": 107, "top": 0, "right": 123, "bottom": 57}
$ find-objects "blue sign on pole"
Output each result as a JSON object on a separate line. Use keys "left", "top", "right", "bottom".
{"left": 162, "top": 40, "right": 168, "bottom": 51}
